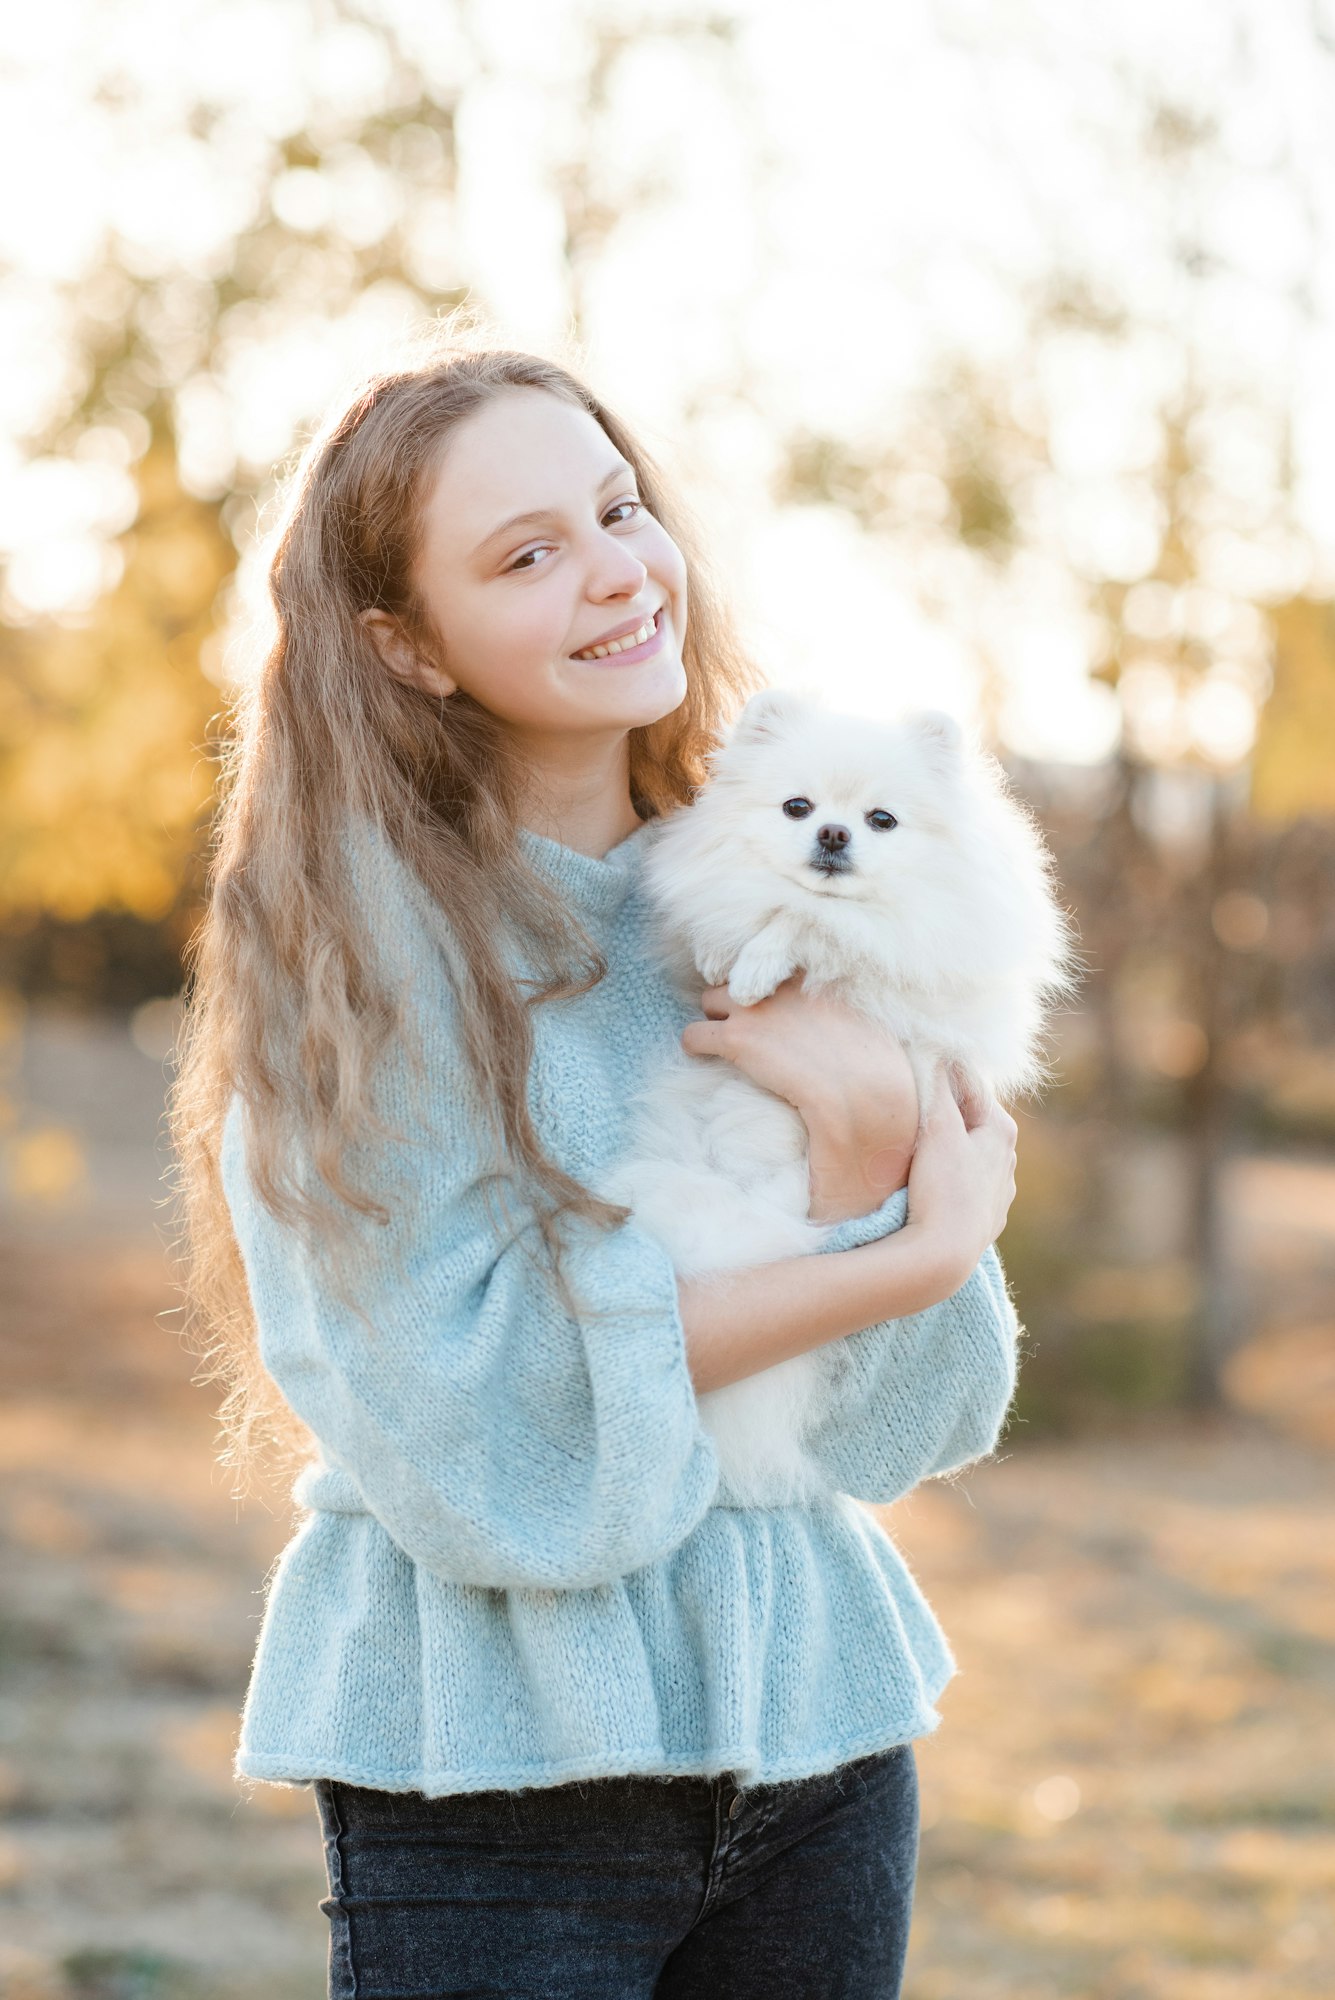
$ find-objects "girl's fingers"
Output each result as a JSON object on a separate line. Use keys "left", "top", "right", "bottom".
{"left": 699, "top": 985, "right": 734, "bottom": 1016}
{"left": 681, "top": 1019, "right": 728, "bottom": 1058}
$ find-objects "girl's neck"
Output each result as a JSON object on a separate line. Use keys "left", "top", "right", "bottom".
{"left": 519, "top": 797, "right": 646, "bottom": 861}
{"left": 513, "top": 741, "right": 645, "bottom": 861}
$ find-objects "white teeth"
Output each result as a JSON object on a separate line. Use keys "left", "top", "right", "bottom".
{"left": 575, "top": 612, "right": 656, "bottom": 659}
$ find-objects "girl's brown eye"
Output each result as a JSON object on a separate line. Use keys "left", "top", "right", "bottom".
{"left": 508, "top": 498, "right": 640, "bottom": 572}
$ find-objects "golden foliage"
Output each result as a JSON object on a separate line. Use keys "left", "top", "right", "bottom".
{"left": 1251, "top": 598, "right": 1335, "bottom": 824}
{"left": 0, "top": 436, "right": 233, "bottom": 922}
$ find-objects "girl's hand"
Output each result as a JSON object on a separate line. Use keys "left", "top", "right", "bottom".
{"left": 902, "top": 1074, "right": 1018, "bottom": 1287}
{"left": 680, "top": 978, "right": 920, "bottom": 1223}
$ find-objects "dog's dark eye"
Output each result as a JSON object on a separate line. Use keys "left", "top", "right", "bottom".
{"left": 782, "top": 798, "right": 814, "bottom": 819}
{"left": 866, "top": 809, "right": 899, "bottom": 831}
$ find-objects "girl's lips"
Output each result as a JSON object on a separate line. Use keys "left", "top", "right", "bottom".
{"left": 573, "top": 606, "right": 667, "bottom": 665}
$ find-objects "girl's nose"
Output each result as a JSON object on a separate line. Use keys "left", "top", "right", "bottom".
{"left": 589, "top": 535, "right": 648, "bottom": 598}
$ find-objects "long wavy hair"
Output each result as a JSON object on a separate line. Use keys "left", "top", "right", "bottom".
{"left": 169, "top": 329, "right": 763, "bottom": 1489}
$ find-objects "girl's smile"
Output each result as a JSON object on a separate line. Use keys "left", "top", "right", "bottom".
{"left": 571, "top": 604, "right": 668, "bottom": 663}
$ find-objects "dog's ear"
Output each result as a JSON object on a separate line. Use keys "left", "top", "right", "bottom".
{"left": 727, "top": 686, "right": 814, "bottom": 747}
{"left": 904, "top": 709, "right": 965, "bottom": 769}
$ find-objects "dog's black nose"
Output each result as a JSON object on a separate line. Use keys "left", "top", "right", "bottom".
{"left": 816, "top": 822, "right": 851, "bottom": 851}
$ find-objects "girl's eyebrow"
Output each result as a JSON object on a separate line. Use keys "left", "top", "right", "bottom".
{"left": 471, "top": 460, "right": 635, "bottom": 558}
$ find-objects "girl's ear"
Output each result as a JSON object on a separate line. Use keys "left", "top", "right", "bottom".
{"left": 727, "top": 685, "right": 814, "bottom": 748}
{"left": 358, "top": 607, "right": 457, "bottom": 700}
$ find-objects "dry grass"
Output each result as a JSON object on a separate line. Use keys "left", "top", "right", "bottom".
{"left": 890, "top": 1426, "right": 1335, "bottom": 1998}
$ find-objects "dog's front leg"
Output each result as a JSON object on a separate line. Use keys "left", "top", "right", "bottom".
{"left": 726, "top": 917, "right": 802, "bottom": 1006}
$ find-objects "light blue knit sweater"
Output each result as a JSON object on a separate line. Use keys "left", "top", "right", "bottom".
{"left": 221, "top": 816, "right": 1019, "bottom": 1797}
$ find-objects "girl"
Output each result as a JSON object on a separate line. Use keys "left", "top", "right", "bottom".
{"left": 171, "top": 333, "right": 1019, "bottom": 2000}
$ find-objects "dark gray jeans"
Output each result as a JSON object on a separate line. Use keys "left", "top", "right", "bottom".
{"left": 313, "top": 1743, "right": 919, "bottom": 1999}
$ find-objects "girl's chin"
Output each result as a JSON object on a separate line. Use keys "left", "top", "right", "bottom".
{"left": 570, "top": 655, "right": 686, "bottom": 714}
{"left": 616, "top": 660, "right": 688, "bottom": 718}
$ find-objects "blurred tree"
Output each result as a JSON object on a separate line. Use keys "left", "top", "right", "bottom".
{"left": 0, "top": 420, "right": 232, "bottom": 927}
{"left": 0, "top": 18, "right": 466, "bottom": 989}
{"left": 1251, "top": 597, "right": 1335, "bottom": 823}
{"left": 772, "top": 76, "right": 1334, "bottom": 1411}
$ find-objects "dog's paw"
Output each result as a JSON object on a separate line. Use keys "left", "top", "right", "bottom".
{"left": 696, "top": 943, "right": 737, "bottom": 986}
{"left": 698, "top": 954, "right": 735, "bottom": 988}
{"left": 726, "top": 973, "right": 770, "bottom": 1006}
{"left": 726, "top": 939, "right": 797, "bottom": 1007}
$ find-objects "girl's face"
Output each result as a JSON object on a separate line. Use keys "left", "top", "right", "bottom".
{"left": 376, "top": 387, "right": 689, "bottom": 745}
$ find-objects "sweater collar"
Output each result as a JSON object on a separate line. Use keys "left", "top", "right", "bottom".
{"left": 515, "top": 818, "right": 652, "bottom": 919}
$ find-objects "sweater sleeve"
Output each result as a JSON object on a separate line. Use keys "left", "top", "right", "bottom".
{"left": 801, "top": 1189, "right": 1021, "bottom": 1504}
{"left": 220, "top": 849, "right": 720, "bottom": 1594}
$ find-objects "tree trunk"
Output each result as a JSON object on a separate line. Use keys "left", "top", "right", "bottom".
{"left": 1181, "top": 781, "right": 1241, "bottom": 1410}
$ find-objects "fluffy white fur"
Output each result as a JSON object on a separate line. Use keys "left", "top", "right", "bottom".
{"left": 596, "top": 688, "right": 1076, "bottom": 1507}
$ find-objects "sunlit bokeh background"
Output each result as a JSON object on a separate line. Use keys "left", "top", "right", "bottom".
{"left": 2, "top": 3, "right": 1333, "bottom": 1997}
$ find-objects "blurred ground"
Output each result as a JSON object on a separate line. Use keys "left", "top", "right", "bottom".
{"left": 1, "top": 1006, "right": 1333, "bottom": 2000}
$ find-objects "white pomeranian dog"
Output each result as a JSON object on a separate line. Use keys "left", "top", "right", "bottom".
{"left": 595, "top": 687, "right": 1077, "bottom": 1508}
